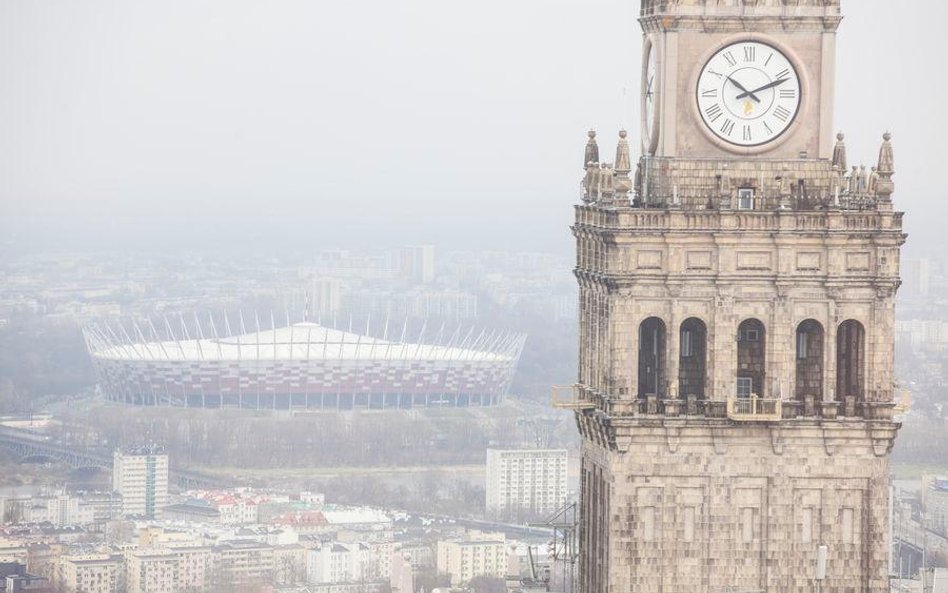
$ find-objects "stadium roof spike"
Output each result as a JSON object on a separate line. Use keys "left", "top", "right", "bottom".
{"left": 132, "top": 319, "right": 157, "bottom": 360}
{"left": 208, "top": 313, "right": 222, "bottom": 359}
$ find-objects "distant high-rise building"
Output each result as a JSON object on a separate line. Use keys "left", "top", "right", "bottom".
{"left": 112, "top": 448, "right": 169, "bottom": 520}
{"left": 570, "top": 1, "right": 904, "bottom": 592}
{"left": 902, "top": 257, "right": 932, "bottom": 297}
{"left": 399, "top": 245, "right": 435, "bottom": 284}
{"left": 307, "top": 277, "right": 346, "bottom": 318}
{"left": 485, "top": 449, "right": 568, "bottom": 519}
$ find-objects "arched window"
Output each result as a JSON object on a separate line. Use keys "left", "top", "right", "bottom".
{"left": 678, "top": 318, "right": 707, "bottom": 399}
{"left": 837, "top": 320, "right": 866, "bottom": 402}
{"left": 736, "top": 319, "right": 766, "bottom": 398}
{"left": 795, "top": 320, "right": 825, "bottom": 401}
{"left": 638, "top": 317, "right": 666, "bottom": 398}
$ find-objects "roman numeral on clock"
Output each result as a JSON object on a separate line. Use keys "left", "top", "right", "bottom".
{"left": 743, "top": 125, "right": 752, "bottom": 142}
{"left": 723, "top": 51, "right": 737, "bottom": 67}
{"left": 720, "top": 118, "right": 736, "bottom": 137}
{"left": 763, "top": 121, "right": 774, "bottom": 135}
{"left": 744, "top": 46, "right": 756, "bottom": 62}
{"left": 701, "top": 88, "right": 718, "bottom": 98}
{"left": 779, "top": 89, "right": 796, "bottom": 99}
{"left": 774, "top": 68, "right": 791, "bottom": 81}
{"left": 705, "top": 104, "right": 724, "bottom": 122}
{"left": 774, "top": 105, "right": 792, "bottom": 122}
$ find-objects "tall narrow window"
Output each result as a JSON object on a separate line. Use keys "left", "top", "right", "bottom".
{"left": 642, "top": 506, "right": 656, "bottom": 542}
{"left": 795, "top": 320, "right": 825, "bottom": 401}
{"left": 638, "top": 318, "right": 667, "bottom": 398}
{"left": 837, "top": 320, "right": 866, "bottom": 402}
{"left": 737, "top": 319, "right": 766, "bottom": 397}
{"left": 678, "top": 318, "right": 707, "bottom": 400}
{"left": 801, "top": 507, "right": 813, "bottom": 544}
{"left": 797, "top": 331, "right": 809, "bottom": 359}
{"left": 683, "top": 507, "right": 696, "bottom": 542}
{"left": 741, "top": 507, "right": 755, "bottom": 543}
{"left": 841, "top": 508, "right": 855, "bottom": 544}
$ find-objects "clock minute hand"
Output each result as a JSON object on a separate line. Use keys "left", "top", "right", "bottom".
{"left": 726, "top": 76, "right": 761, "bottom": 103}
{"left": 736, "top": 77, "right": 789, "bottom": 100}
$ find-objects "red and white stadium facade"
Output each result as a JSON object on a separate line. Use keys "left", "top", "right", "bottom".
{"left": 84, "top": 316, "right": 525, "bottom": 410}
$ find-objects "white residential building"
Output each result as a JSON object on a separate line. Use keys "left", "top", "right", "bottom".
{"left": 113, "top": 448, "right": 169, "bottom": 519}
{"left": 436, "top": 532, "right": 508, "bottom": 586}
{"left": 307, "top": 541, "right": 385, "bottom": 585}
{"left": 485, "top": 449, "right": 568, "bottom": 518}
{"left": 25, "top": 493, "right": 95, "bottom": 526}
{"left": 56, "top": 554, "right": 123, "bottom": 593}
{"left": 126, "top": 550, "right": 178, "bottom": 593}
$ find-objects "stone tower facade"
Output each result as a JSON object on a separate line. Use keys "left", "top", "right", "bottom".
{"left": 569, "top": 1, "right": 905, "bottom": 592}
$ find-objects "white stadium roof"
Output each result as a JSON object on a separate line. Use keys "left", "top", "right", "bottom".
{"left": 88, "top": 322, "right": 522, "bottom": 363}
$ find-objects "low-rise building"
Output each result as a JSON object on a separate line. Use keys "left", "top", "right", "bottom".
{"left": 56, "top": 554, "right": 123, "bottom": 593}
{"left": 213, "top": 540, "right": 274, "bottom": 588}
{"left": 273, "top": 544, "right": 308, "bottom": 586}
{"left": 126, "top": 550, "right": 177, "bottom": 593}
{"left": 167, "top": 545, "right": 214, "bottom": 592}
{"left": 436, "top": 532, "right": 507, "bottom": 587}
{"left": 25, "top": 495, "right": 94, "bottom": 527}
{"left": 162, "top": 503, "right": 221, "bottom": 524}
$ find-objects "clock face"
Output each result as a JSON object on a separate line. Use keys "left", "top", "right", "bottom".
{"left": 696, "top": 40, "right": 802, "bottom": 148}
{"left": 643, "top": 40, "right": 658, "bottom": 151}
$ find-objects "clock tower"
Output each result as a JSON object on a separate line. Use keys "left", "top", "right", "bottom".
{"left": 568, "top": 1, "right": 905, "bottom": 592}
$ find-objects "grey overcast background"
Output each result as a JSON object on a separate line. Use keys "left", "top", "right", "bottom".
{"left": 0, "top": 0, "right": 945, "bottom": 256}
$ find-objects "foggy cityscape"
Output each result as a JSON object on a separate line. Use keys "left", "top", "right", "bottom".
{"left": 1, "top": 1, "right": 947, "bottom": 593}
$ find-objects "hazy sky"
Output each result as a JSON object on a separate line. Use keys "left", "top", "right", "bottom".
{"left": 1, "top": 0, "right": 945, "bottom": 255}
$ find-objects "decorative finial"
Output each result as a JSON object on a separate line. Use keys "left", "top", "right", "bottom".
{"left": 615, "top": 130, "right": 631, "bottom": 173}
{"left": 876, "top": 132, "right": 895, "bottom": 206}
{"left": 612, "top": 130, "right": 633, "bottom": 205}
{"left": 584, "top": 130, "right": 599, "bottom": 170}
{"left": 878, "top": 132, "right": 894, "bottom": 175}
{"left": 832, "top": 131, "right": 847, "bottom": 172}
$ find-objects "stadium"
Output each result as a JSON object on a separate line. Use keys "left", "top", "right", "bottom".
{"left": 84, "top": 315, "right": 525, "bottom": 410}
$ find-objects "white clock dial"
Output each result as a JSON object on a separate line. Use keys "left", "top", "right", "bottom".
{"left": 696, "top": 40, "right": 802, "bottom": 147}
{"left": 643, "top": 40, "right": 658, "bottom": 151}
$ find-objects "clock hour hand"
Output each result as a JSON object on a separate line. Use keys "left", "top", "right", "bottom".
{"left": 726, "top": 76, "right": 761, "bottom": 103}
{"left": 736, "top": 77, "right": 789, "bottom": 100}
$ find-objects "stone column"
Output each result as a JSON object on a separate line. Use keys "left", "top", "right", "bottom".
{"left": 713, "top": 300, "right": 736, "bottom": 402}
{"left": 628, "top": 301, "right": 640, "bottom": 403}
{"left": 667, "top": 305, "right": 681, "bottom": 401}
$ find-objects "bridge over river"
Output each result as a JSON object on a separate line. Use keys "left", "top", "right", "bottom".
{"left": 0, "top": 425, "right": 228, "bottom": 490}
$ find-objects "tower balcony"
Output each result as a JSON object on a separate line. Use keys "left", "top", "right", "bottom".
{"left": 555, "top": 384, "right": 896, "bottom": 423}
{"left": 551, "top": 384, "right": 597, "bottom": 411}
{"left": 726, "top": 395, "right": 783, "bottom": 422}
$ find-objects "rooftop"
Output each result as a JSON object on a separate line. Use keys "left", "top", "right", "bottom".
{"left": 87, "top": 321, "right": 523, "bottom": 364}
